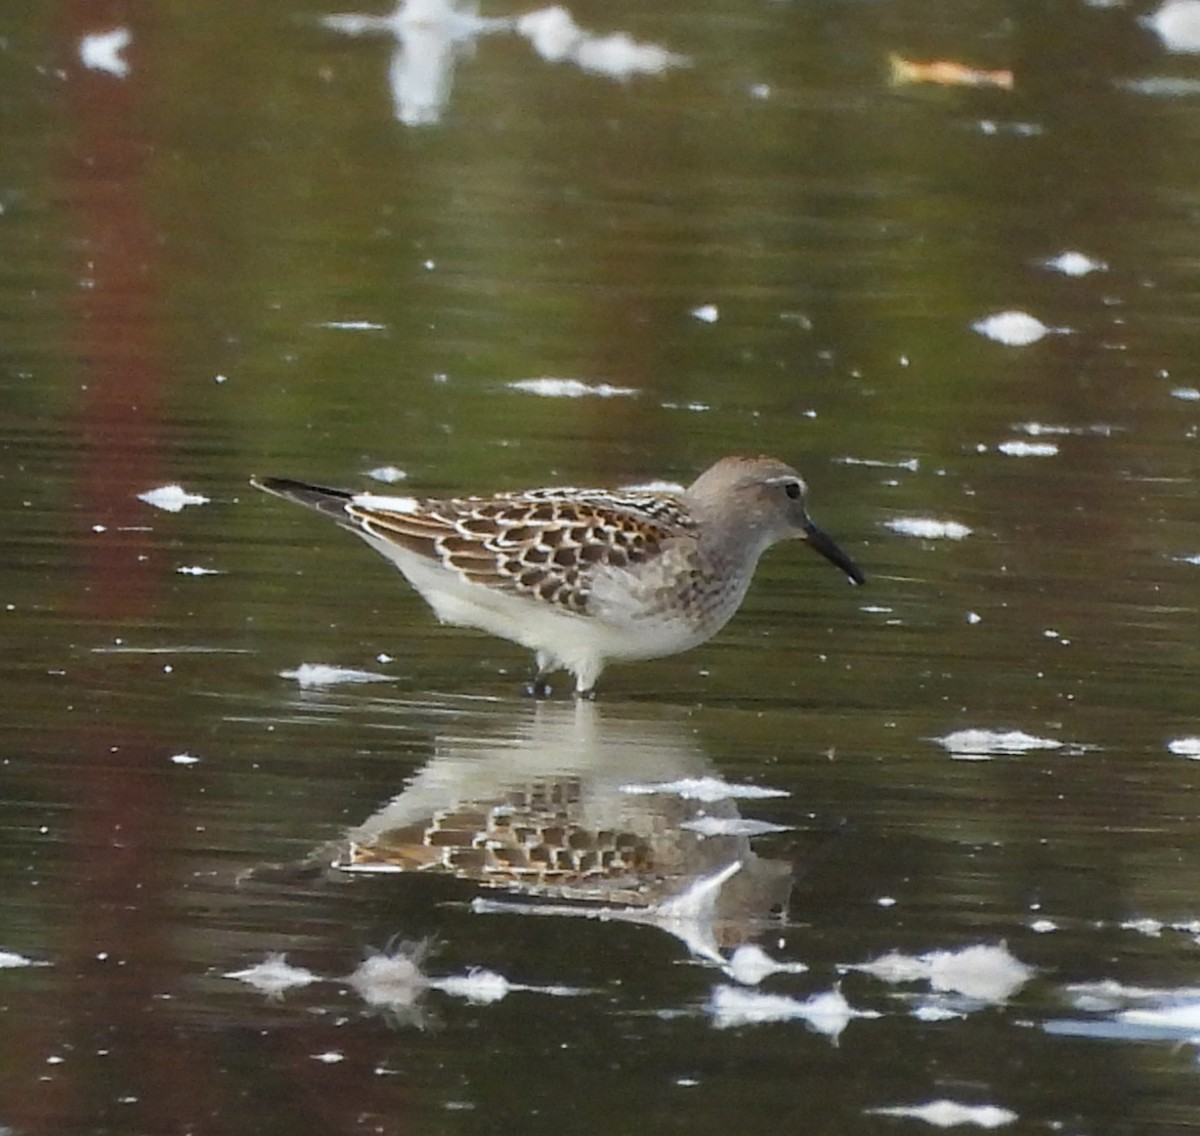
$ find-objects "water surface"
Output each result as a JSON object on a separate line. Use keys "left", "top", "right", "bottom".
{"left": 3, "top": 0, "right": 1200, "bottom": 1132}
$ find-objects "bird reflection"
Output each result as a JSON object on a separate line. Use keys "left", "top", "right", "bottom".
{"left": 329, "top": 700, "right": 795, "bottom": 962}
{"left": 322, "top": 0, "right": 686, "bottom": 127}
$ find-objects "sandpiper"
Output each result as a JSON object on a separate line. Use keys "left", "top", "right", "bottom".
{"left": 252, "top": 456, "right": 864, "bottom": 696}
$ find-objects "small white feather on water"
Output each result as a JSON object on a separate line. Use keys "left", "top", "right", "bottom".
{"left": 226, "top": 953, "right": 321, "bottom": 996}
{"left": 79, "top": 28, "right": 132, "bottom": 77}
{"left": 507, "top": 378, "right": 637, "bottom": 398}
{"left": 973, "top": 310, "right": 1057, "bottom": 346}
{"left": 723, "top": 944, "right": 809, "bottom": 986}
{"left": 997, "top": 440, "right": 1059, "bottom": 457}
{"left": 0, "top": 950, "right": 49, "bottom": 969}
{"left": 886, "top": 518, "right": 972, "bottom": 540}
{"left": 1146, "top": 0, "right": 1200, "bottom": 52}
{"left": 1042, "top": 251, "right": 1106, "bottom": 276}
{"left": 866, "top": 1101, "right": 1018, "bottom": 1129}
{"left": 935, "top": 729, "right": 1062, "bottom": 757}
{"left": 137, "top": 485, "right": 210, "bottom": 513}
{"left": 366, "top": 465, "right": 408, "bottom": 483}
{"left": 681, "top": 817, "right": 792, "bottom": 838}
{"left": 707, "top": 985, "right": 874, "bottom": 1039}
{"left": 620, "top": 776, "right": 788, "bottom": 802}
{"left": 847, "top": 943, "right": 1033, "bottom": 1003}
{"left": 281, "top": 664, "right": 392, "bottom": 688}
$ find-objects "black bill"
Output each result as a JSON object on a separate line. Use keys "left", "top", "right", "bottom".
{"left": 804, "top": 518, "right": 866, "bottom": 586}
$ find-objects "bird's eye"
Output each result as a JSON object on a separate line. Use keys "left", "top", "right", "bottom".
{"left": 785, "top": 481, "right": 802, "bottom": 500}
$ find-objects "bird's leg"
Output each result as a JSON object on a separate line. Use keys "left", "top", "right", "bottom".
{"left": 523, "top": 655, "right": 553, "bottom": 699}
{"left": 523, "top": 676, "right": 553, "bottom": 699}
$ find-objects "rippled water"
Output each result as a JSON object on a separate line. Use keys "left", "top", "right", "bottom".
{"left": 4, "top": 0, "right": 1200, "bottom": 1132}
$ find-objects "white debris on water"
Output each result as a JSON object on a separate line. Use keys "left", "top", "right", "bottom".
{"left": 886, "top": 518, "right": 972, "bottom": 540}
{"left": 1170, "top": 386, "right": 1200, "bottom": 401}
{"left": 723, "top": 944, "right": 809, "bottom": 986}
{"left": 517, "top": 7, "right": 688, "bottom": 78}
{"left": 1065, "top": 979, "right": 1200, "bottom": 1012}
{"left": 225, "top": 953, "right": 321, "bottom": 996}
{"left": 435, "top": 968, "right": 586, "bottom": 1003}
{"left": 170, "top": 753, "right": 200, "bottom": 766}
{"left": 681, "top": 817, "right": 792, "bottom": 838}
{"left": 707, "top": 985, "right": 874, "bottom": 1039}
{"left": 1167, "top": 736, "right": 1200, "bottom": 757}
{"left": 0, "top": 950, "right": 49, "bottom": 969}
{"left": 281, "top": 663, "right": 392, "bottom": 688}
{"left": 137, "top": 485, "right": 211, "bottom": 513}
{"left": 1042, "top": 250, "right": 1106, "bottom": 276}
{"left": 312, "top": 1051, "right": 345, "bottom": 1064}
{"left": 1146, "top": 0, "right": 1200, "bottom": 52}
{"left": 866, "top": 1101, "right": 1018, "bottom": 1129}
{"left": 1119, "top": 75, "right": 1200, "bottom": 95}
{"left": 79, "top": 27, "right": 132, "bottom": 77}
{"left": 507, "top": 378, "right": 637, "bottom": 398}
{"left": 366, "top": 465, "right": 408, "bottom": 483}
{"left": 997, "top": 440, "right": 1059, "bottom": 457}
{"left": 177, "top": 566, "right": 222, "bottom": 576}
{"left": 1013, "top": 421, "right": 1119, "bottom": 437}
{"left": 691, "top": 303, "right": 719, "bottom": 323}
{"left": 319, "top": 319, "right": 387, "bottom": 330}
{"left": 432, "top": 968, "right": 511, "bottom": 1004}
{"left": 1119, "top": 1001, "right": 1200, "bottom": 1033}
{"left": 935, "top": 729, "right": 1063, "bottom": 757}
{"left": 972, "top": 310, "right": 1056, "bottom": 346}
{"left": 847, "top": 944, "right": 1033, "bottom": 1003}
{"left": 620, "top": 776, "right": 789, "bottom": 802}
{"left": 346, "top": 943, "right": 430, "bottom": 1010}
{"left": 838, "top": 455, "right": 920, "bottom": 472}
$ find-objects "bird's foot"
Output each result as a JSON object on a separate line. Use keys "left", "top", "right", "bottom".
{"left": 523, "top": 677, "right": 553, "bottom": 699}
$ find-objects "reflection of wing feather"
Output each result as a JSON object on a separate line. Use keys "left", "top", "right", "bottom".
{"left": 346, "top": 493, "right": 698, "bottom": 615}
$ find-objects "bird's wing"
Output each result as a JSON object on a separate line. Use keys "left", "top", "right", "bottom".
{"left": 346, "top": 489, "right": 696, "bottom": 615}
